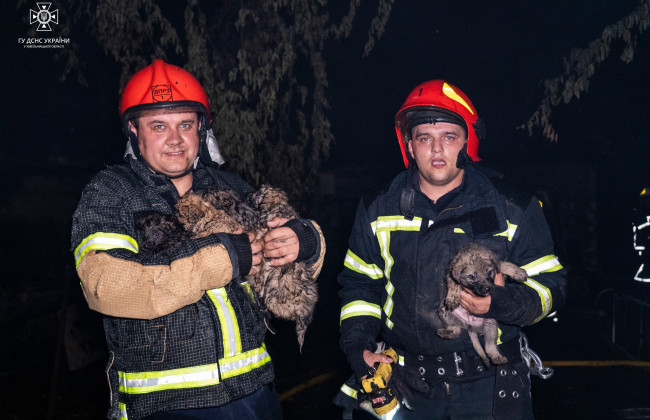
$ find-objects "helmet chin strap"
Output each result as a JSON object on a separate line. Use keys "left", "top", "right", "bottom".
{"left": 456, "top": 144, "right": 473, "bottom": 169}
{"left": 400, "top": 157, "right": 417, "bottom": 220}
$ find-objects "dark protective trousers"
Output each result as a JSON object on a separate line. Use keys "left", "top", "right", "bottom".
{"left": 143, "top": 384, "right": 283, "bottom": 420}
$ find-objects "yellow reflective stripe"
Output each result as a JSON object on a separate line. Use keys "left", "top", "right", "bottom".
{"left": 344, "top": 250, "right": 383, "bottom": 279}
{"left": 119, "top": 363, "right": 221, "bottom": 394}
{"left": 520, "top": 255, "right": 560, "bottom": 322}
{"left": 74, "top": 232, "right": 138, "bottom": 267}
{"left": 521, "top": 255, "right": 563, "bottom": 276}
{"left": 454, "top": 228, "right": 465, "bottom": 233}
{"left": 340, "top": 383, "right": 358, "bottom": 399}
{"left": 377, "top": 230, "right": 396, "bottom": 330}
{"left": 442, "top": 82, "right": 474, "bottom": 115}
{"left": 525, "top": 278, "right": 552, "bottom": 322}
{"left": 384, "top": 281, "right": 395, "bottom": 321}
{"left": 119, "top": 402, "right": 128, "bottom": 419}
{"left": 118, "top": 345, "right": 271, "bottom": 395}
{"left": 494, "top": 220, "right": 518, "bottom": 242}
{"left": 340, "top": 300, "right": 381, "bottom": 323}
{"left": 220, "top": 345, "right": 271, "bottom": 379}
{"left": 371, "top": 216, "right": 422, "bottom": 234}
{"left": 207, "top": 288, "right": 242, "bottom": 357}
{"left": 240, "top": 281, "right": 257, "bottom": 303}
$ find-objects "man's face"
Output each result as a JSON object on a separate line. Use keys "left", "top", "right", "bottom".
{"left": 407, "top": 122, "right": 467, "bottom": 199}
{"left": 131, "top": 112, "right": 200, "bottom": 178}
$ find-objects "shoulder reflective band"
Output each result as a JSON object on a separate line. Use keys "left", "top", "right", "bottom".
{"left": 207, "top": 288, "right": 242, "bottom": 357}
{"left": 344, "top": 250, "right": 383, "bottom": 279}
{"left": 521, "top": 255, "right": 563, "bottom": 322}
{"left": 74, "top": 232, "right": 139, "bottom": 267}
{"left": 494, "top": 220, "right": 518, "bottom": 241}
{"left": 371, "top": 216, "right": 423, "bottom": 234}
{"left": 118, "top": 345, "right": 270, "bottom": 395}
{"left": 340, "top": 300, "right": 381, "bottom": 323}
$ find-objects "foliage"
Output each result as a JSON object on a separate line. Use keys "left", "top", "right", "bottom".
{"left": 521, "top": 0, "right": 650, "bottom": 141}
{"left": 49, "top": 0, "right": 393, "bottom": 208}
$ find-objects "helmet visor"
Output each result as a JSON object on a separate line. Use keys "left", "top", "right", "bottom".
{"left": 122, "top": 101, "right": 207, "bottom": 123}
{"left": 403, "top": 108, "right": 467, "bottom": 135}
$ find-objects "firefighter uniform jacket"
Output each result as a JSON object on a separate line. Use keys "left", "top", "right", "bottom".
{"left": 338, "top": 165, "right": 566, "bottom": 380}
{"left": 71, "top": 157, "right": 324, "bottom": 419}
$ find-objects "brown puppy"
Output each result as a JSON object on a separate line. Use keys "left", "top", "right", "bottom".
{"left": 437, "top": 243, "right": 528, "bottom": 366}
{"left": 173, "top": 185, "right": 318, "bottom": 351}
{"left": 176, "top": 189, "right": 258, "bottom": 236}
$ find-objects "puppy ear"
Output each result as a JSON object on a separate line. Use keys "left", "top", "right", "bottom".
{"left": 490, "top": 257, "right": 500, "bottom": 272}
{"left": 449, "top": 255, "right": 464, "bottom": 281}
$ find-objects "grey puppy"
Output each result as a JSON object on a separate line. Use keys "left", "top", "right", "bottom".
{"left": 437, "top": 243, "right": 528, "bottom": 366}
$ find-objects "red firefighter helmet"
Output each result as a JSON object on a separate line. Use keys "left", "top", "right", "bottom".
{"left": 119, "top": 59, "right": 211, "bottom": 123}
{"left": 395, "top": 80, "right": 484, "bottom": 167}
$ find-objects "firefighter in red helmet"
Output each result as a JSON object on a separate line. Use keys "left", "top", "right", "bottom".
{"left": 71, "top": 60, "right": 325, "bottom": 419}
{"left": 335, "top": 80, "right": 566, "bottom": 419}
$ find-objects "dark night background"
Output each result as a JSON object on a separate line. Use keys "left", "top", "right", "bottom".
{"left": 2, "top": 1, "right": 650, "bottom": 419}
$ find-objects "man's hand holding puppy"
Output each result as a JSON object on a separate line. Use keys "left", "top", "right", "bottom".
{"left": 460, "top": 272, "right": 505, "bottom": 315}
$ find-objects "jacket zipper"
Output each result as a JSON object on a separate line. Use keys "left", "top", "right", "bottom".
{"left": 428, "top": 204, "right": 463, "bottom": 229}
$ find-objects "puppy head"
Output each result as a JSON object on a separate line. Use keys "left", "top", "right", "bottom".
{"left": 134, "top": 211, "right": 182, "bottom": 254}
{"left": 449, "top": 248, "right": 499, "bottom": 297}
{"left": 251, "top": 185, "right": 298, "bottom": 223}
{"left": 202, "top": 189, "right": 239, "bottom": 212}
{"left": 203, "top": 189, "right": 259, "bottom": 231}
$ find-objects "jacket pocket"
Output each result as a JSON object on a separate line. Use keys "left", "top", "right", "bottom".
{"left": 105, "top": 304, "right": 199, "bottom": 363}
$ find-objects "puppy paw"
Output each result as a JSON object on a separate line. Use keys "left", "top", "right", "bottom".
{"left": 500, "top": 262, "right": 528, "bottom": 283}
{"left": 488, "top": 353, "right": 508, "bottom": 365}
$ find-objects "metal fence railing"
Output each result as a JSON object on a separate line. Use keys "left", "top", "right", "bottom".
{"left": 595, "top": 288, "right": 650, "bottom": 361}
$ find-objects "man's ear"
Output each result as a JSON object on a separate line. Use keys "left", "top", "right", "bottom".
{"left": 407, "top": 139, "right": 414, "bottom": 159}
{"left": 128, "top": 120, "right": 138, "bottom": 137}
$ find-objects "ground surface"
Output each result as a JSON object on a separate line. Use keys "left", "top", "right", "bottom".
{"left": 3, "top": 267, "right": 650, "bottom": 420}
